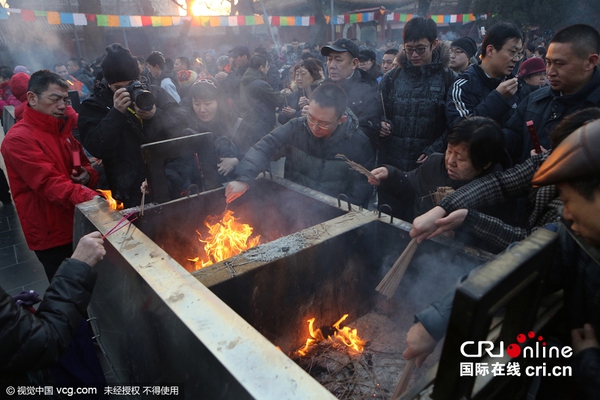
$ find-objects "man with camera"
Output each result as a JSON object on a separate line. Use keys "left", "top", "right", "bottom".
{"left": 78, "top": 43, "right": 183, "bottom": 208}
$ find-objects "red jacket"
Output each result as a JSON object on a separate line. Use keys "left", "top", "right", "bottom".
{"left": 0, "top": 81, "right": 21, "bottom": 112}
{"left": 1, "top": 105, "right": 98, "bottom": 250}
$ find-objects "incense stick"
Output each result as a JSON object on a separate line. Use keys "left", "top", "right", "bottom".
{"left": 140, "top": 191, "right": 146, "bottom": 217}
{"left": 102, "top": 211, "right": 138, "bottom": 239}
{"left": 391, "top": 358, "right": 416, "bottom": 399}
{"left": 375, "top": 238, "right": 419, "bottom": 299}
{"left": 335, "top": 154, "right": 376, "bottom": 180}
{"left": 380, "top": 92, "right": 387, "bottom": 120}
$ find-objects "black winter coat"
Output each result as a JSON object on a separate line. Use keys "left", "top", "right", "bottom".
{"left": 240, "top": 67, "right": 286, "bottom": 137}
{"left": 505, "top": 67, "right": 600, "bottom": 164}
{"left": 324, "top": 68, "right": 381, "bottom": 142}
{"left": 0, "top": 258, "right": 95, "bottom": 383}
{"left": 78, "top": 80, "right": 183, "bottom": 207}
{"left": 235, "top": 111, "right": 375, "bottom": 207}
{"left": 378, "top": 46, "right": 455, "bottom": 172}
{"left": 221, "top": 65, "right": 249, "bottom": 115}
{"left": 446, "top": 63, "right": 520, "bottom": 128}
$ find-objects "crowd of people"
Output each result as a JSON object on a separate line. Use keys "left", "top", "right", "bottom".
{"left": 0, "top": 16, "right": 599, "bottom": 398}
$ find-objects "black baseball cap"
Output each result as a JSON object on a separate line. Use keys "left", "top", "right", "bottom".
{"left": 229, "top": 45, "right": 250, "bottom": 58}
{"left": 321, "top": 38, "right": 360, "bottom": 59}
{"left": 358, "top": 49, "right": 377, "bottom": 62}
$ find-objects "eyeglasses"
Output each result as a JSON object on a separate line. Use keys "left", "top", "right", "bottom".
{"left": 35, "top": 93, "right": 71, "bottom": 105}
{"left": 306, "top": 114, "right": 339, "bottom": 131}
{"left": 505, "top": 49, "right": 524, "bottom": 61}
{"left": 404, "top": 43, "right": 432, "bottom": 56}
{"left": 193, "top": 79, "right": 218, "bottom": 90}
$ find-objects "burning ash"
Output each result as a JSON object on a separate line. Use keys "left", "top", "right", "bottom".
{"left": 188, "top": 210, "right": 260, "bottom": 269}
{"left": 296, "top": 314, "right": 365, "bottom": 356}
{"left": 243, "top": 232, "right": 307, "bottom": 263}
{"left": 292, "top": 312, "right": 421, "bottom": 399}
{"left": 96, "top": 189, "right": 124, "bottom": 211}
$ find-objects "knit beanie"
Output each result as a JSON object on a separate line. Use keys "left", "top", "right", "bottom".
{"left": 101, "top": 43, "right": 140, "bottom": 83}
{"left": 451, "top": 37, "right": 477, "bottom": 59}
{"left": 9, "top": 72, "right": 30, "bottom": 102}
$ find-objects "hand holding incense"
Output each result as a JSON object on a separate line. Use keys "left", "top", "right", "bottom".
{"left": 336, "top": 154, "right": 376, "bottom": 180}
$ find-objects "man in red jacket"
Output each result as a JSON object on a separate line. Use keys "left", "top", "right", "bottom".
{"left": 1, "top": 70, "right": 99, "bottom": 280}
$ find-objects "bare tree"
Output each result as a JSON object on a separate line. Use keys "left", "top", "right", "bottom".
{"left": 457, "top": 0, "right": 473, "bottom": 13}
{"left": 79, "top": 0, "right": 105, "bottom": 58}
{"left": 308, "top": 0, "right": 327, "bottom": 46}
{"left": 418, "top": 0, "right": 431, "bottom": 17}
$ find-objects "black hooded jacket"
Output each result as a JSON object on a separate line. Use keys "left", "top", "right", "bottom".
{"left": 78, "top": 80, "right": 183, "bottom": 207}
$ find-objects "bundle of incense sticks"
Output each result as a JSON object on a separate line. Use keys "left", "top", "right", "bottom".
{"left": 391, "top": 358, "right": 416, "bottom": 399}
{"left": 376, "top": 238, "right": 419, "bottom": 299}
{"left": 335, "top": 154, "right": 376, "bottom": 179}
{"left": 102, "top": 211, "right": 138, "bottom": 239}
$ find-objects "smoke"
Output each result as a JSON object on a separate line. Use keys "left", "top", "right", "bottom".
{"left": 0, "top": 19, "right": 69, "bottom": 71}
{"left": 392, "top": 243, "right": 481, "bottom": 314}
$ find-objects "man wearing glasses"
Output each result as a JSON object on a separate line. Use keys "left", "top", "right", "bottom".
{"left": 225, "top": 83, "right": 375, "bottom": 207}
{"left": 1, "top": 70, "right": 100, "bottom": 280}
{"left": 446, "top": 22, "right": 523, "bottom": 129}
{"left": 378, "top": 17, "right": 456, "bottom": 220}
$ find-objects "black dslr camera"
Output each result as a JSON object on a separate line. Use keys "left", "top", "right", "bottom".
{"left": 126, "top": 80, "right": 155, "bottom": 111}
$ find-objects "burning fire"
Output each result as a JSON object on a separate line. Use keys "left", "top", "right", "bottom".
{"left": 297, "top": 314, "right": 365, "bottom": 356}
{"left": 188, "top": 210, "right": 260, "bottom": 269}
{"left": 97, "top": 189, "right": 124, "bottom": 210}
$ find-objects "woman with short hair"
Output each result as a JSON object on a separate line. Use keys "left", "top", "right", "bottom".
{"left": 278, "top": 58, "right": 324, "bottom": 125}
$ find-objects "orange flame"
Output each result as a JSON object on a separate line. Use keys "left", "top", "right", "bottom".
{"left": 96, "top": 189, "right": 124, "bottom": 210}
{"left": 188, "top": 210, "right": 260, "bottom": 269}
{"left": 297, "top": 314, "right": 365, "bottom": 356}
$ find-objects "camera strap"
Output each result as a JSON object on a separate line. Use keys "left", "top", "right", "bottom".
{"left": 127, "top": 107, "right": 143, "bottom": 125}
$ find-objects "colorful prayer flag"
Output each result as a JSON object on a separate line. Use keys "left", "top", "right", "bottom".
{"left": 73, "top": 13, "right": 87, "bottom": 26}
{"left": 59, "top": 12, "right": 73, "bottom": 24}
{"left": 130, "top": 16, "right": 142, "bottom": 27}
{"left": 108, "top": 15, "right": 119, "bottom": 27}
{"left": 97, "top": 14, "right": 108, "bottom": 27}
{"left": 21, "top": 10, "right": 35, "bottom": 22}
{"left": 119, "top": 15, "right": 131, "bottom": 27}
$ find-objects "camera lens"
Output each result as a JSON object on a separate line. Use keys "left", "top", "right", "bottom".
{"left": 134, "top": 91, "right": 154, "bottom": 111}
